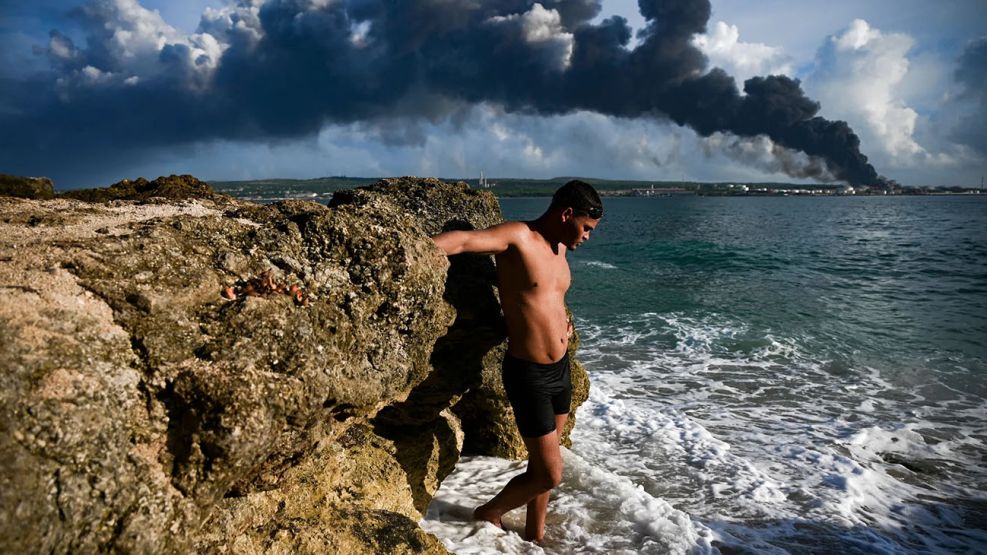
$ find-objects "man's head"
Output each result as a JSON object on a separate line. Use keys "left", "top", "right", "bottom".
{"left": 548, "top": 180, "right": 603, "bottom": 250}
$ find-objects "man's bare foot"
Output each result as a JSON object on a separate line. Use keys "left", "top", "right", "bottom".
{"left": 472, "top": 504, "right": 503, "bottom": 528}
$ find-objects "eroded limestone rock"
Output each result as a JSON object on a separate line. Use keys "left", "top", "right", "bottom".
{"left": 0, "top": 176, "right": 590, "bottom": 553}
{"left": 0, "top": 187, "right": 452, "bottom": 552}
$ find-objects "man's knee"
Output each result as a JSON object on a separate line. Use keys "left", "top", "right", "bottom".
{"left": 533, "top": 467, "right": 562, "bottom": 491}
{"left": 547, "top": 468, "right": 563, "bottom": 490}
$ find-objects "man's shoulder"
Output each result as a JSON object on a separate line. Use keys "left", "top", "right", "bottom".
{"left": 498, "top": 220, "right": 531, "bottom": 232}
{"left": 487, "top": 220, "right": 531, "bottom": 241}
{"left": 477, "top": 221, "right": 531, "bottom": 256}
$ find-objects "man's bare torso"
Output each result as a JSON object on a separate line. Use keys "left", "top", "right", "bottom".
{"left": 431, "top": 180, "right": 601, "bottom": 541}
{"left": 494, "top": 222, "right": 571, "bottom": 365}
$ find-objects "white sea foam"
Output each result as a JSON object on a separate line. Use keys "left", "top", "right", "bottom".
{"left": 574, "top": 312, "right": 987, "bottom": 552}
{"left": 426, "top": 311, "right": 987, "bottom": 553}
{"left": 581, "top": 260, "right": 617, "bottom": 270}
{"left": 421, "top": 449, "right": 714, "bottom": 554}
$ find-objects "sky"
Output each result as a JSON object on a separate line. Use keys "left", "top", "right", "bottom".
{"left": 0, "top": 0, "right": 984, "bottom": 188}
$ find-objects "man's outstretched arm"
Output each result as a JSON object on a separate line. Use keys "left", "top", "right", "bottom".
{"left": 432, "top": 222, "right": 520, "bottom": 256}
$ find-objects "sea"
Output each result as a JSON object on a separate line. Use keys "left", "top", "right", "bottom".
{"left": 216, "top": 184, "right": 987, "bottom": 554}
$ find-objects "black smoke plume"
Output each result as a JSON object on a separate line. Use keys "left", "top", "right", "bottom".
{"left": 952, "top": 37, "right": 987, "bottom": 156}
{"left": 0, "top": 0, "right": 881, "bottom": 185}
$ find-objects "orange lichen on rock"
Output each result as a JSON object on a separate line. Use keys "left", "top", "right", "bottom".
{"left": 221, "top": 269, "right": 310, "bottom": 306}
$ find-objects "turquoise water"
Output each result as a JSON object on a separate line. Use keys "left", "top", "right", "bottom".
{"left": 496, "top": 195, "right": 987, "bottom": 553}
{"left": 505, "top": 196, "right": 987, "bottom": 375}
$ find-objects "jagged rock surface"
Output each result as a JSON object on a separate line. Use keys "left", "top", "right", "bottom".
{"left": 59, "top": 174, "right": 225, "bottom": 203}
{"left": 0, "top": 176, "right": 590, "bottom": 552}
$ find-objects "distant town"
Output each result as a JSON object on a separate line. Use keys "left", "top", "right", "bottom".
{"left": 208, "top": 176, "right": 986, "bottom": 199}
{"left": 460, "top": 177, "right": 985, "bottom": 197}
{"left": 622, "top": 182, "right": 985, "bottom": 197}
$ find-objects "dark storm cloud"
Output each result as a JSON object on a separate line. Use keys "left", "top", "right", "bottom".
{"left": 952, "top": 37, "right": 987, "bottom": 156}
{"left": 0, "top": 0, "right": 880, "bottom": 185}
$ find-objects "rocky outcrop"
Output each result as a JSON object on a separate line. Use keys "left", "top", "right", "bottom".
{"left": 0, "top": 174, "right": 55, "bottom": 200}
{"left": 0, "top": 176, "right": 589, "bottom": 552}
{"left": 0, "top": 174, "right": 218, "bottom": 204}
{"left": 57, "top": 174, "right": 225, "bottom": 203}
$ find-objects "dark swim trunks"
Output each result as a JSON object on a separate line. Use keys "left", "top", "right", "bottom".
{"left": 501, "top": 351, "right": 572, "bottom": 438}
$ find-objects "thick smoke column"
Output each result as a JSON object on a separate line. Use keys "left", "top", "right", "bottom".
{"left": 0, "top": 0, "right": 882, "bottom": 185}
{"left": 952, "top": 37, "right": 987, "bottom": 156}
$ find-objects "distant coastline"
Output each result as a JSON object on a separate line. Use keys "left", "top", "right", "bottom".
{"left": 207, "top": 176, "right": 986, "bottom": 199}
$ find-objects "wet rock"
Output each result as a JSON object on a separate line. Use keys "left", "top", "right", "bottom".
{"left": 195, "top": 422, "right": 453, "bottom": 553}
{"left": 880, "top": 452, "right": 942, "bottom": 475}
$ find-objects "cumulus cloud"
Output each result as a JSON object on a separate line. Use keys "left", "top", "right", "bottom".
{"left": 804, "top": 19, "right": 943, "bottom": 166}
{"left": 292, "top": 106, "right": 694, "bottom": 181}
{"left": 42, "top": 0, "right": 228, "bottom": 94}
{"left": 692, "top": 21, "right": 792, "bottom": 85}
{"left": 45, "top": 30, "right": 80, "bottom": 64}
{"left": 488, "top": 3, "right": 574, "bottom": 70}
{"left": 196, "top": 0, "right": 265, "bottom": 50}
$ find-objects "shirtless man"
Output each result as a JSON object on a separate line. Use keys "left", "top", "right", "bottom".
{"left": 431, "top": 180, "right": 603, "bottom": 543}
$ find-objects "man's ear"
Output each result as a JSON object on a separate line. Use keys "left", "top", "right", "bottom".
{"left": 560, "top": 207, "right": 574, "bottom": 222}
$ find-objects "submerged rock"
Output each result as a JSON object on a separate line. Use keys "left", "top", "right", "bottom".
{"left": 0, "top": 176, "right": 589, "bottom": 552}
{"left": 880, "top": 452, "right": 943, "bottom": 475}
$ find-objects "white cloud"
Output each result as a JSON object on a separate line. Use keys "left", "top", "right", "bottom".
{"left": 79, "top": 0, "right": 182, "bottom": 68}
{"left": 180, "top": 106, "right": 825, "bottom": 185}
{"left": 488, "top": 3, "right": 574, "bottom": 70}
{"left": 47, "top": 32, "right": 79, "bottom": 62}
{"left": 803, "top": 19, "right": 948, "bottom": 167}
{"left": 305, "top": 0, "right": 337, "bottom": 10}
{"left": 420, "top": 106, "right": 686, "bottom": 179}
{"left": 349, "top": 20, "right": 372, "bottom": 48}
{"left": 692, "top": 21, "right": 792, "bottom": 86}
{"left": 52, "top": 0, "right": 232, "bottom": 92}
{"left": 81, "top": 65, "right": 112, "bottom": 83}
{"left": 197, "top": 0, "right": 265, "bottom": 49}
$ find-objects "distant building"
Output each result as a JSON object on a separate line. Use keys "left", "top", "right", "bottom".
{"left": 630, "top": 185, "right": 689, "bottom": 196}
{"left": 478, "top": 171, "right": 495, "bottom": 188}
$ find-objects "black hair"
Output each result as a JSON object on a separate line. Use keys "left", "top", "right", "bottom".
{"left": 550, "top": 179, "right": 603, "bottom": 219}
